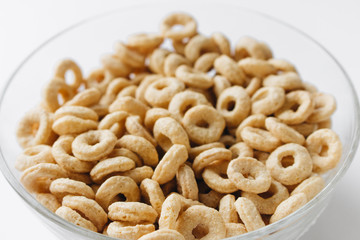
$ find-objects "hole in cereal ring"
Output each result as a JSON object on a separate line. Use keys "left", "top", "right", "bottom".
{"left": 220, "top": 173, "right": 229, "bottom": 179}
{"left": 172, "top": 24, "right": 185, "bottom": 32}
{"left": 181, "top": 103, "right": 194, "bottom": 116}
{"left": 258, "top": 188, "right": 276, "bottom": 199}
{"left": 157, "top": 133, "right": 173, "bottom": 150}
{"left": 88, "top": 138, "right": 100, "bottom": 146}
{"left": 319, "top": 145, "right": 329, "bottom": 157}
{"left": 290, "top": 103, "right": 300, "bottom": 112}
{"left": 281, "top": 155, "right": 295, "bottom": 168}
{"left": 226, "top": 100, "right": 236, "bottom": 111}
{"left": 196, "top": 120, "right": 209, "bottom": 128}
{"left": 31, "top": 122, "right": 40, "bottom": 136}
{"left": 192, "top": 224, "right": 209, "bottom": 239}
{"left": 155, "top": 83, "right": 168, "bottom": 90}
{"left": 65, "top": 71, "right": 76, "bottom": 86}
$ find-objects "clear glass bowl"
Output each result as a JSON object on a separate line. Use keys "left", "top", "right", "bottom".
{"left": 0, "top": 1, "right": 359, "bottom": 239}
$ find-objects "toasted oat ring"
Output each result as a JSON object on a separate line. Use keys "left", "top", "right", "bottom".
{"left": 62, "top": 195, "right": 108, "bottom": 231}
{"left": 114, "top": 42, "right": 145, "bottom": 69}
{"left": 214, "top": 55, "right": 246, "bottom": 85}
{"left": 65, "top": 87, "right": 101, "bottom": 107}
{"left": 55, "top": 206, "right": 97, "bottom": 232}
{"left": 90, "top": 156, "right": 136, "bottom": 184}
{"left": 117, "top": 85, "right": 137, "bottom": 98}
{"left": 241, "top": 126, "right": 282, "bottom": 152}
{"left": 101, "top": 54, "right": 132, "bottom": 77}
{"left": 120, "top": 166, "right": 154, "bottom": 184}
{"left": 175, "top": 205, "right": 226, "bottom": 239}
{"left": 95, "top": 176, "right": 140, "bottom": 210}
{"left": 108, "top": 202, "right": 158, "bottom": 223}
{"left": 42, "top": 77, "right": 76, "bottom": 112}
{"left": 149, "top": 49, "right": 171, "bottom": 75}
{"left": 213, "top": 75, "right": 231, "bottom": 97}
{"left": 242, "top": 179, "right": 289, "bottom": 214}
{"left": 235, "top": 114, "right": 266, "bottom": 141}
{"left": 198, "top": 190, "right": 224, "bottom": 208}
{"left": 107, "top": 222, "right": 155, "bottom": 239}
{"left": 144, "top": 108, "right": 174, "bottom": 131}
{"left": 109, "top": 147, "right": 142, "bottom": 167}
{"left": 164, "top": 53, "right": 192, "bottom": 77}
{"left": 234, "top": 197, "right": 265, "bottom": 232}
{"left": 189, "top": 142, "right": 225, "bottom": 160}
{"left": 152, "top": 144, "right": 188, "bottom": 184}
{"left": 161, "top": 13, "right": 197, "bottom": 40}
{"left": 251, "top": 87, "right": 285, "bottom": 115}
{"left": 20, "top": 163, "right": 67, "bottom": 193}
{"left": 127, "top": 33, "right": 163, "bottom": 53}
{"left": 153, "top": 117, "right": 190, "bottom": 151}
{"left": 266, "top": 143, "right": 313, "bottom": 185}
{"left": 275, "top": 90, "right": 314, "bottom": 125}
{"left": 54, "top": 59, "right": 83, "bottom": 91}
{"left": 138, "top": 229, "right": 185, "bottom": 240}
{"left": 305, "top": 129, "right": 342, "bottom": 173}
{"left": 125, "top": 115, "right": 157, "bottom": 146}
{"left": 291, "top": 175, "right": 325, "bottom": 201}
{"left": 307, "top": 92, "right": 336, "bottom": 123}
{"left": 192, "top": 148, "right": 232, "bottom": 178}
{"left": 227, "top": 157, "right": 271, "bottom": 193}
{"left": 269, "top": 193, "right": 307, "bottom": 224}
{"left": 289, "top": 122, "right": 318, "bottom": 137}
{"left": 145, "top": 77, "right": 185, "bottom": 108}
{"left": 136, "top": 74, "right": 163, "bottom": 104}
{"left": 268, "top": 58, "right": 297, "bottom": 72}
{"left": 216, "top": 86, "right": 251, "bottom": 127}
{"left": 182, "top": 105, "right": 225, "bottom": 145}
{"left": 175, "top": 65, "right": 213, "bottom": 89}
{"left": 85, "top": 68, "right": 114, "bottom": 94}
{"left": 203, "top": 161, "right": 238, "bottom": 193}
{"left": 172, "top": 38, "right": 189, "bottom": 55}
{"left": 109, "top": 96, "right": 149, "bottom": 121}
{"left": 238, "top": 58, "right": 276, "bottom": 78}
{"left": 244, "top": 77, "right": 262, "bottom": 97}
{"left": 117, "top": 135, "right": 159, "bottom": 167}
{"left": 234, "top": 36, "right": 272, "bottom": 60}
{"left": 263, "top": 72, "right": 303, "bottom": 90}
{"left": 230, "top": 142, "right": 254, "bottom": 158}
{"left": 212, "top": 32, "right": 231, "bottom": 56}
{"left": 265, "top": 117, "right": 305, "bottom": 145}
{"left": 184, "top": 35, "right": 218, "bottom": 63}
{"left": 52, "top": 135, "right": 95, "bottom": 173}
{"left": 15, "top": 145, "right": 55, "bottom": 171}
{"left": 176, "top": 164, "right": 199, "bottom": 200}
{"left": 98, "top": 111, "right": 129, "bottom": 137}
{"left": 36, "top": 193, "right": 61, "bottom": 213}
{"left": 219, "top": 194, "right": 239, "bottom": 223}
{"left": 140, "top": 178, "right": 166, "bottom": 214}
{"left": 100, "top": 77, "right": 131, "bottom": 106}
{"left": 72, "top": 130, "right": 116, "bottom": 161}
{"left": 49, "top": 178, "right": 95, "bottom": 199}
{"left": 225, "top": 223, "right": 247, "bottom": 237}
{"left": 194, "top": 52, "right": 220, "bottom": 72}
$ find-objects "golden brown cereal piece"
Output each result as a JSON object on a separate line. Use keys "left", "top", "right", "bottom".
{"left": 65, "top": 87, "right": 101, "bottom": 107}
{"left": 175, "top": 205, "right": 226, "bottom": 239}
{"left": 144, "top": 108, "right": 175, "bottom": 131}
{"left": 270, "top": 193, "right": 307, "bottom": 224}
{"left": 90, "top": 156, "right": 136, "bottom": 184}
{"left": 305, "top": 129, "right": 342, "bottom": 173}
{"left": 194, "top": 52, "right": 220, "bottom": 72}
{"left": 49, "top": 178, "right": 95, "bottom": 199}
{"left": 85, "top": 68, "right": 114, "bottom": 94}
{"left": 198, "top": 190, "right": 224, "bottom": 208}
{"left": 289, "top": 122, "right": 318, "bottom": 137}
{"left": 317, "top": 118, "right": 332, "bottom": 129}
{"left": 182, "top": 105, "right": 225, "bottom": 145}
{"left": 266, "top": 143, "right": 313, "bottom": 185}
{"left": 90, "top": 104, "right": 108, "bottom": 118}
{"left": 184, "top": 35, "right": 218, "bottom": 62}
{"left": 234, "top": 197, "right": 265, "bottom": 232}
{"left": 241, "top": 126, "right": 282, "bottom": 152}
{"left": 53, "top": 105, "right": 98, "bottom": 121}
{"left": 275, "top": 90, "right": 314, "bottom": 125}
{"left": 127, "top": 33, "right": 163, "bottom": 53}
{"left": 114, "top": 42, "right": 145, "bottom": 69}
{"left": 214, "top": 55, "right": 246, "bottom": 85}
{"left": 219, "top": 194, "right": 240, "bottom": 223}
{"left": 193, "top": 148, "right": 232, "bottom": 178}
{"left": 107, "top": 222, "right": 155, "bottom": 240}
{"left": 219, "top": 135, "right": 236, "bottom": 148}
{"left": 238, "top": 58, "right": 276, "bottom": 78}
{"left": 229, "top": 142, "right": 254, "bottom": 158}
{"left": 138, "top": 229, "right": 185, "bottom": 240}
{"left": 144, "top": 77, "right": 185, "bottom": 108}
{"left": 149, "top": 49, "right": 171, "bottom": 75}
{"left": 227, "top": 157, "right": 271, "bottom": 194}
{"left": 175, "top": 65, "right": 213, "bottom": 89}
{"left": 36, "top": 193, "right": 61, "bottom": 212}
{"left": 109, "top": 96, "right": 149, "bottom": 121}
{"left": 101, "top": 54, "right": 132, "bottom": 78}
{"left": 268, "top": 58, "right": 297, "bottom": 72}
{"left": 140, "top": 178, "right": 166, "bottom": 214}
{"left": 62, "top": 195, "right": 108, "bottom": 231}
{"left": 72, "top": 130, "right": 117, "bottom": 161}
{"left": 20, "top": 163, "right": 67, "bottom": 193}
{"left": 152, "top": 144, "right": 188, "bottom": 184}
{"left": 188, "top": 142, "right": 225, "bottom": 160}
{"left": 117, "top": 85, "right": 137, "bottom": 98}
{"left": 66, "top": 171, "right": 93, "bottom": 185}
{"left": 161, "top": 13, "right": 197, "bottom": 40}
{"left": 187, "top": 87, "right": 217, "bottom": 106}
{"left": 176, "top": 164, "right": 199, "bottom": 200}
{"left": 98, "top": 111, "right": 129, "bottom": 137}
{"left": 235, "top": 114, "right": 266, "bottom": 141}
{"left": 213, "top": 75, "right": 231, "bottom": 98}
{"left": 125, "top": 115, "right": 157, "bottom": 146}
{"left": 291, "top": 175, "right": 325, "bottom": 201}
{"left": 242, "top": 180, "right": 289, "bottom": 215}
{"left": 225, "top": 223, "right": 247, "bottom": 237}
{"left": 119, "top": 166, "right": 154, "bottom": 184}
{"left": 251, "top": 87, "right": 285, "bottom": 116}
{"left": 216, "top": 86, "right": 251, "bottom": 127}
{"left": 164, "top": 53, "right": 191, "bottom": 77}
{"left": 234, "top": 36, "right": 273, "bottom": 60}
{"left": 117, "top": 135, "right": 159, "bottom": 167}
{"left": 108, "top": 202, "right": 158, "bottom": 223}
{"left": 54, "top": 59, "right": 83, "bottom": 91}
{"left": 212, "top": 32, "right": 231, "bottom": 56}
{"left": 265, "top": 117, "right": 305, "bottom": 145}
{"left": 153, "top": 117, "right": 190, "bottom": 151}
{"left": 202, "top": 161, "right": 237, "bottom": 194}
{"left": 55, "top": 206, "right": 98, "bottom": 232}
{"left": 42, "top": 77, "right": 75, "bottom": 112}
{"left": 109, "top": 147, "right": 142, "bottom": 167}
{"left": 244, "top": 77, "right": 262, "bottom": 97}
{"left": 15, "top": 145, "right": 55, "bottom": 171}
{"left": 306, "top": 92, "right": 336, "bottom": 123}
{"left": 263, "top": 72, "right": 303, "bottom": 90}
{"left": 100, "top": 77, "right": 131, "bottom": 106}
{"left": 136, "top": 74, "right": 163, "bottom": 104}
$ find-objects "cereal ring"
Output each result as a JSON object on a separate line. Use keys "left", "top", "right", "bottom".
{"left": 241, "top": 126, "right": 282, "bottom": 152}
{"left": 127, "top": 33, "right": 163, "bottom": 53}
{"left": 234, "top": 36, "right": 272, "bottom": 60}
{"left": 90, "top": 156, "right": 136, "bottom": 184}
{"left": 244, "top": 77, "right": 262, "bottom": 97}
{"left": 101, "top": 54, "right": 132, "bottom": 78}
{"left": 289, "top": 122, "right": 318, "bottom": 137}
{"left": 85, "top": 68, "right": 114, "bottom": 94}
{"left": 225, "top": 223, "right": 247, "bottom": 237}
{"left": 265, "top": 117, "right": 305, "bottom": 145}
{"left": 305, "top": 129, "right": 342, "bottom": 173}
{"left": 119, "top": 166, "right": 154, "bottom": 184}
{"left": 144, "top": 108, "right": 174, "bottom": 131}
{"left": 194, "top": 52, "right": 220, "bottom": 72}
{"left": 109, "top": 147, "right": 142, "bottom": 167}
{"left": 114, "top": 42, "right": 145, "bottom": 69}
{"left": 238, "top": 58, "right": 276, "bottom": 78}
{"left": 214, "top": 55, "right": 246, "bottom": 85}
{"left": 42, "top": 77, "right": 76, "bottom": 112}
{"left": 266, "top": 143, "right": 313, "bottom": 185}
{"left": 49, "top": 178, "right": 95, "bottom": 199}
{"left": 62, "top": 195, "right": 108, "bottom": 231}
{"left": 15, "top": 145, "right": 55, "bottom": 171}
{"left": 235, "top": 114, "right": 266, "bottom": 141}
{"left": 107, "top": 222, "right": 155, "bottom": 240}
{"left": 90, "top": 104, "right": 108, "bottom": 118}
{"left": 117, "top": 85, "right": 137, "bottom": 98}
{"left": 198, "top": 190, "right": 224, "bottom": 208}
{"left": 100, "top": 77, "right": 131, "bottom": 106}
{"left": 149, "top": 49, "right": 171, "bottom": 75}
{"left": 269, "top": 193, "right": 307, "bottom": 224}
{"left": 175, "top": 205, "right": 226, "bottom": 239}
{"left": 98, "top": 111, "right": 129, "bottom": 137}
{"left": 54, "top": 59, "right": 83, "bottom": 91}
{"left": 20, "top": 163, "right": 67, "bottom": 193}
{"left": 188, "top": 142, "right": 225, "bottom": 160}
{"left": 268, "top": 58, "right": 297, "bottom": 72}
{"left": 182, "top": 105, "right": 225, "bottom": 145}
{"left": 145, "top": 77, "right": 185, "bottom": 108}
{"left": 306, "top": 92, "right": 336, "bottom": 123}
{"left": 213, "top": 75, "right": 231, "bottom": 98}
{"left": 291, "top": 175, "right": 325, "bottom": 201}
{"left": 193, "top": 148, "right": 232, "bottom": 178}
{"left": 184, "top": 35, "right": 218, "bottom": 62}
{"left": 161, "top": 13, "right": 197, "bottom": 40}
{"left": 219, "top": 135, "right": 236, "bottom": 148}
{"left": 109, "top": 96, "right": 149, "bottom": 121}
{"left": 211, "top": 32, "right": 231, "bottom": 56}
{"left": 140, "top": 178, "right": 166, "bottom": 214}
{"left": 227, "top": 157, "right": 271, "bottom": 193}
{"left": 251, "top": 87, "right": 285, "bottom": 115}
{"left": 176, "top": 164, "right": 199, "bottom": 200}
{"left": 66, "top": 171, "right": 93, "bottom": 185}
{"left": 65, "top": 87, "right": 101, "bottom": 107}
{"left": 219, "top": 194, "right": 239, "bottom": 223}
{"left": 36, "top": 193, "right": 61, "bottom": 213}
{"left": 203, "top": 161, "right": 237, "bottom": 193}
{"left": 153, "top": 117, "right": 190, "bottom": 151}
{"left": 138, "top": 229, "right": 185, "bottom": 240}
{"left": 136, "top": 74, "right": 163, "bottom": 104}
{"left": 263, "top": 72, "right": 303, "bottom": 90}
{"left": 229, "top": 142, "right": 254, "bottom": 158}
{"left": 125, "top": 115, "right": 157, "bottom": 146}
{"left": 216, "top": 86, "right": 251, "bottom": 127}
{"left": 175, "top": 65, "right": 213, "bottom": 89}
{"left": 108, "top": 202, "right": 158, "bottom": 223}
{"left": 234, "top": 197, "right": 265, "bottom": 232}
{"left": 55, "top": 206, "right": 97, "bottom": 232}
{"left": 96, "top": 176, "right": 140, "bottom": 210}
{"left": 241, "top": 180, "right": 289, "bottom": 214}
{"left": 164, "top": 53, "right": 191, "bottom": 77}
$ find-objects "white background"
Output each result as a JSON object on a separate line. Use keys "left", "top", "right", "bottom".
{"left": 0, "top": 0, "right": 359, "bottom": 239}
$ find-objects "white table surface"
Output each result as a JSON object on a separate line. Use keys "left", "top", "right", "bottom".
{"left": 0, "top": 0, "right": 359, "bottom": 239}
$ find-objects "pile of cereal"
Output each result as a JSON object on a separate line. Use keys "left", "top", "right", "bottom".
{"left": 15, "top": 12, "right": 342, "bottom": 240}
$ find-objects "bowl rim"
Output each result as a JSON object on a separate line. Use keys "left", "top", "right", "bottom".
{"left": 0, "top": 0, "right": 359, "bottom": 239}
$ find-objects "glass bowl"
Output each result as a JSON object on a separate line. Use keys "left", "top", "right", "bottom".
{"left": 0, "top": 0, "right": 359, "bottom": 239}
